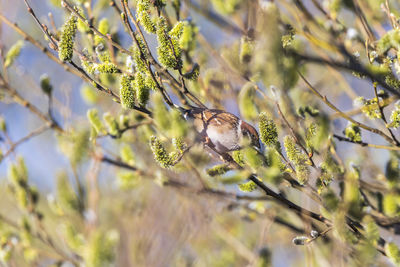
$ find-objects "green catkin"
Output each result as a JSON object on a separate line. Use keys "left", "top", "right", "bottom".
{"left": 389, "top": 102, "right": 400, "bottom": 128}
{"left": 320, "top": 152, "right": 342, "bottom": 187}
{"left": 207, "top": 164, "right": 230, "bottom": 176}
{"left": 238, "top": 180, "right": 257, "bottom": 192}
{"left": 119, "top": 115, "right": 130, "bottom": 129}
{"left": 297, "top": 106, "right": 320, "bottom": 118}
{"left": 4, "top": 40, "right": 24, "bottom": 68}
{"left": 137, "top": 0, "right": 156, "bottom": 33}
{"left": 232, "top": 150, "right": 245, "bottom": 167}
{"left": 132, "top": 47, "right": 147, "bottom": 73}
{"left": 385, "top": 75, "right": 400, "bottom": 90}
{"left": 180, "top": 21, "right": 198, "bottom": 53}
{"left": 81, "top": 85, "right": 98, "bottom": 104}
{"left": 283, "top": 136, "right": 309, "bottom": 184}
{"left": 117, "top": 171, "right": 140, "bottom": 189}
{"left": 81, "top": 59, "right": 95, "bottom": 74}
{"left": 134, "top": 72, "right": 150, "bottom": 107}
{"left": 120, "top": 75, "right": 136, "bottom": 109}
{"left": 39, "top": 74, "right": 53, "bottom": 95}
{"left": 62, "top": 223, "right": 85, "bottom": 250}
{"left": 169, "top": 21, "right": 184, "bottom": 38}
{"left": 259, "top": 112, "right": 279, "bottom": 149}
{"left": 172, "top": 137, "right": 186, "bottom": 153}
{"left": 385, "top": 154, "right": 400, "bottom": 188}
{"left": 281, "top": 26, "right": 296, "bottom": 48}
{"left": 354, "top": 96, "right": 381, "bottom": 119}
{"left": 182, "top": 63, "right": 200, "bottom": 81}
{"left": 0, "top": 116, "right": 6, "bottom": 132}
{"left": 344, "top": 123, "right": 362, "bottom": 142}
{"left": 239, "top": 36, "right": 254, "bottom": 63}
{"left": 120, "top": 145, "right": 135, "bottom": 165}
{"left": 76, "top": 7, "right": 90, "bottom": 33}
{"left": 58, "top": 130, "right": 90, "bottom": 179}
{"left": 238, "top": 83, "right": 258, "bottom": 120}
{"left": 156, "top": 17, "right": 182, "bottom": 69}
{"left": 305, "top": 122, "right": 317, "bottom": 151}
{"left": 87, "top": 109, "right": 106, "bottom": 135}
{"left": 145, "top": 74, "right": 157, "bottom": 90}
{"left": 59, "top": 15, "right": 77, "bottom": 62}
{"left": 385, "top": 242, "right": 400, "bottom": 266}
{"left": 344, "top": 165, "right": 362, "bottom": 218}
{"left": 149, "top": 136, "right": 173, "bottom": 168}
{"left": 376, "top": 29, "right": 400, "bottom": 55}
{"left": 211, "top": 0, "right": 241, "bottom": 15}
{"left": 57, "top": 172, "right": 80, "bottom": 213}
{"left": 363, "top": 216, "right": 379, "bottom": 246}
{"left": 131, "top": 36, "right": 148, "bottom": 73}
{"left": 103, "top": 113, "right": 119, "bottom": 137}
{"left": 94, "top": 62, "right": 119, "bottom": 74}
{"left": 383, "top": 193, "right": 399, "bottom": 217}
{"left": 84, "top": 230, "right": 118, "bottom": 267}
{"left": 8, "top": 157, "right": 28, "bottom": 186}
{"left": 95, "top": 18, "right": 109, "bottom": 45}
{"left": 242, "top": 147, "right": 265, "bottom": 171}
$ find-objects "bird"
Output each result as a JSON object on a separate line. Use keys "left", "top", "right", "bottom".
{"left": 179, "top": 107, "right": 261, "bottom": 153}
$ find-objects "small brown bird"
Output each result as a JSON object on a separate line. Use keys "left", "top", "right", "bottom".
{"left": 182, "top": 107, "right": 260, "bottom": 153}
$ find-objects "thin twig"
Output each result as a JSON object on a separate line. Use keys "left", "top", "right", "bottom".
{"left": 98, "top": 121, "right": 153, "bottom": 138}
{"left": 120, "top": 0, "right": 175, "bottom": 108}
{"left": 372, "top": 82, "right": 400, "bottom": 145}
{"left": 122, "top": 0, "right": 206, "bottom": 108}
{"left": 0, "top": 213, "right": 80, "bottom": 265}
{"left": 298, "top": 72, "right": 398, "bottom": 146}
{"left": 333, "top": 134, "right": 400, "bottom": 151}
{"left": 0, "top": 75, "right": 63, "bottom": 132}
{"left": 1, "top": 125, "right": 51, "bottom": 161}
{"left": 23, "top": 0, "right": 58, "bottom": 50}
{"left": 274, "top": 96, "right": 315, "bottom": 166}
{"left": 62, "top": 0, "right": 131, "bottom": 55}
{"left": 293, "top": 51, "right": 400, "bottom": 99}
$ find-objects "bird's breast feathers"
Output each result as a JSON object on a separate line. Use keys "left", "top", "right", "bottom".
{"left": 189, "top": 108, "right": 241, "bottom": 152}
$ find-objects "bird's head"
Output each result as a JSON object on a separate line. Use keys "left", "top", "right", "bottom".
{"left": 240, "top": 121, "right": 261, "bottom": 151}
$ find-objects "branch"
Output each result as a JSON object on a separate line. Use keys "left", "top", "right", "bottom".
{"left": 298, "top": 72, "right": 398, "bottom": 146}
{"left": 62, "top": 0, "right": 131, "bottom": 55}
{"left": 119, "top": 0, "right": 175, "bottom": 108}
{"left": 0, "top": 14, "right": 81, "bottom": 78}
{"left": 0, "top": 213, "right": 80, "bottom": 265}
{"left": 293, "top": 51, "right": 400, "bottom": 98}
{"left": 248, "top": 175, "right": 332, "bottom": 226}
{"left": 333, "top": 134, "right": 400, "bottom": 151}
{"left": 22, "top": 0, "right": 58, "bottom": 50}
{"left": 122, "top": 0, "right": 206, "bottom": 108}
{"left": 0, "top": 75, "right": 63, "bottom": 132}
{"left": 18, "top": 3, "right": 153, "bottom": 116}
{"left": 1, "top": 124, "right": 50, "bottom": 161}
{"left": 98, "top": 121, "right": 153, "bottom": 139}
{"left": 372, "top": 82, "right": 400, "bottom": 145}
